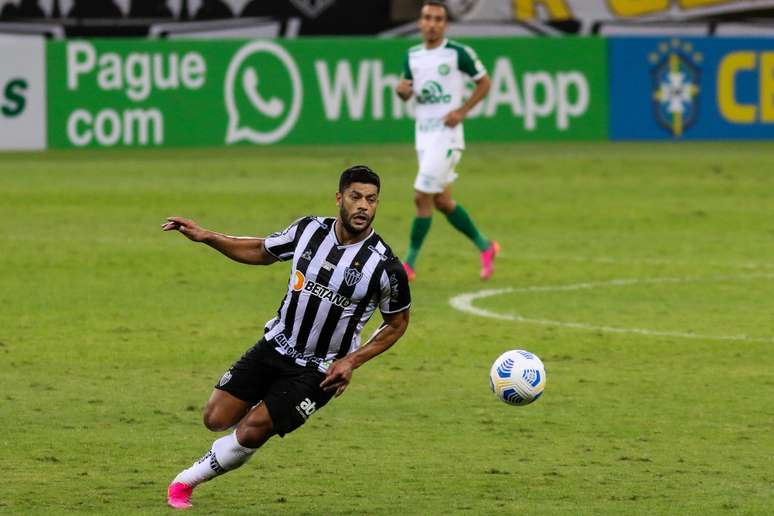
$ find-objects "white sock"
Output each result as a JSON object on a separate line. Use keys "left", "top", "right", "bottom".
{"left": 173, "top": 432, "right": 256, "bottom": 487}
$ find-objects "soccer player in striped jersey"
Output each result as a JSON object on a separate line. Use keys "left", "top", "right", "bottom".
{"left": 161, "top": 166, "right": 410, "bottom": 509}
{"left": 396, "top": 0, "right": 499, "bottom": 282}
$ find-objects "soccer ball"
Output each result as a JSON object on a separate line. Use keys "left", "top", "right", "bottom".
{"left": 489, "top": 350, "right": 546, "bottom": 406}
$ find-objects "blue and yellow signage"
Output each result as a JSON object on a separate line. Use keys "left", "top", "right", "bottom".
{"left": 610, "top": 37, "right": 774, "bottom": 140}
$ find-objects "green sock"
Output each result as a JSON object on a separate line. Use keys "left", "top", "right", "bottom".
{"left": 406, "top": 216, "right": 432, "bottom": 268}
{"left": 446, "top": 204, "right": 490, "bottom": 252}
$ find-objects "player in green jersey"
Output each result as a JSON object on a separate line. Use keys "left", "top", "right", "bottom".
{"left": 396, "top": 0, "right": 499, "bottom": 282}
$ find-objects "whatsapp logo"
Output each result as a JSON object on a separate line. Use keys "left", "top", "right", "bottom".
{"left": 225, "top": 41, "right": 302, "bottom": 144}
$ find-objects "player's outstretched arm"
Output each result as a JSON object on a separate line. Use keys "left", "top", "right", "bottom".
{"left": 162, "top": 216, "right": 278, "bottom": 265}
{"left": 320, "top": 309, "right": 410, "bottom": 397}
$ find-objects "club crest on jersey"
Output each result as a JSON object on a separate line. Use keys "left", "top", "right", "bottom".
{"left": 343, "top": 267, "right": 363, "bottom": 287}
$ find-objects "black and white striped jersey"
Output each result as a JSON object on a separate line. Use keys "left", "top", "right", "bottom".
{"left": 262, "top": 216, "right": 411, "bottom": 371}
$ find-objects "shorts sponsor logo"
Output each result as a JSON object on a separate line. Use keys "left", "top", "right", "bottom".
{"left": 650, "top": 39, "right": 701, "bottom": 138}
{"left": 295, "top": 397, "right": 317, "bottom": 420}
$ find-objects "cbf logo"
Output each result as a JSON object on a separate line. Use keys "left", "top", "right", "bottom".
{"left": 225, "top": 41, "right": 303, "bottom": 144}
{"left": 417, "top": 80, "right": 452, "bottom": 104}
{"left": 649, "top": 39, "right": 702, "bottom": 138}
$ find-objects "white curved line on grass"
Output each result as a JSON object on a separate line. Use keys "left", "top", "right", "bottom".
{"left": 509, "top": 254, "right": 774, "bottom": 271}
{"left": 449, "top": 274, "right": 774, "bottom": 344}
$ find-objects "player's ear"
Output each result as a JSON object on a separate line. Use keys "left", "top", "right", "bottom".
{"left": 335, "top": 191, "right": 342, "bottom": 207}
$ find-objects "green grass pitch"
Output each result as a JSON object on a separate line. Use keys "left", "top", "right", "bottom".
{"left": 1, "top": 142, "right": 773, "bottom": 515}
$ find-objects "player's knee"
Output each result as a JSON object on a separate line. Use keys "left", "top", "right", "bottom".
{"left": 414, "top": 192, "right": 433, "bottom": 214}
{"left": 433, "top": 196, "right": 454, "bottom": 214}
{"left": 202, "top": 407, "right": 232, "bottom": 432}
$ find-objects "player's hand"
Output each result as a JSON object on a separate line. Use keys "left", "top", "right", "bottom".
{"left": 320, "top": 359, "right": 354, "bottom": 397}
{"left": 443, "top": 108, "right": 465, "bottom": 128}
{"left": 396, "top": 79, "right": 413, "bottom": 101}
{"left": 161, "top": 216, "right": 208, "bottom": 242}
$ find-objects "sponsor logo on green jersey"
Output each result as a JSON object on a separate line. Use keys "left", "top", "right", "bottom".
{"left": 417, "top": 80, "right": 451, "bottom": 104}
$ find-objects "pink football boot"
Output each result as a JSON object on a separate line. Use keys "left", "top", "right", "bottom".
{"left": 480, "top": 241, "right": 500, "bottom": 280}
{"left": 167, "top": 482, "right": 193, "bottom": 510}
{"left": 402, "top": 262, "right": 416, "bottom": 282}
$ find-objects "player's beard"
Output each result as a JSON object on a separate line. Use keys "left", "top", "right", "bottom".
{"left": 339, "top": 206, "right": 374, "bottom": 239}
{"left": 424, "top": 30, "right": 441, "bottom": 44}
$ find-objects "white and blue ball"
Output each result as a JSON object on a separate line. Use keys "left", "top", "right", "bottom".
{"left": 489, "top": 350, "right": 546, "bottom": 406}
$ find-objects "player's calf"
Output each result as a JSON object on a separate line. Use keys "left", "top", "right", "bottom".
{"left": 234, "top": 403, "right": 276, "bottom": 448}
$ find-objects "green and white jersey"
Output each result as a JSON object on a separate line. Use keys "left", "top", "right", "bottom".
{"left": 402, "top": 39, "right": 486, "bottom": 150}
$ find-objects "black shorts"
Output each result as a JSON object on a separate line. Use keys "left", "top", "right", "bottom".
{"left": 214, "top": 339, "right": 334, "bottom": 437}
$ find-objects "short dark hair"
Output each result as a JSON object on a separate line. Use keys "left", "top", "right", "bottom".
{"left": 421, "top": 0, "right": 450, "bottom": 20}
{"left": 339, "top": 165, "right": 380, "bottom": 193}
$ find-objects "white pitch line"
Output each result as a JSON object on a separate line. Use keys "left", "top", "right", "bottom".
{"left": 505, "top": 254, "right": 774, "bottom": 271}
{"left": 449, "top": 274, "right": 774, "bottom": 344}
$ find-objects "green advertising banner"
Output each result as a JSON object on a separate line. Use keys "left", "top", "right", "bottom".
{"left": 47, "top": 38, "right": 607, "bottom": 148}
